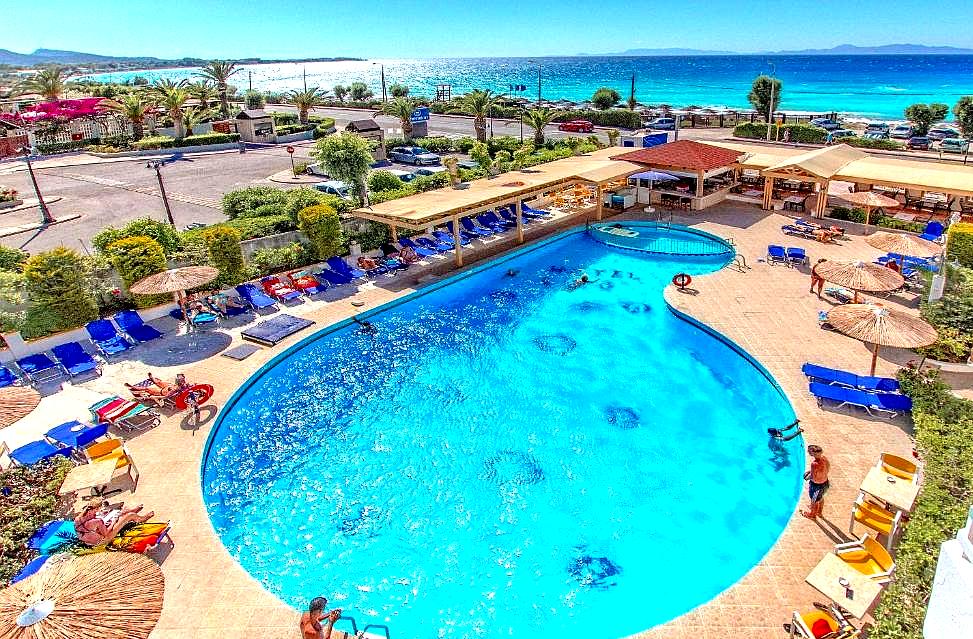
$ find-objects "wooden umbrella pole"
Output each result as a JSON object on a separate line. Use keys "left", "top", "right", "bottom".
{"left": 870, "top": 342, "right": 880, "bottom": 376}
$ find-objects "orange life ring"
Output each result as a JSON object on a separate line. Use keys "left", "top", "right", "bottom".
{"left": 174, "top": 384, "right": 214, "bottom": 411}
{"left": 672, "top": 273, "right": 692, "bottom": 288}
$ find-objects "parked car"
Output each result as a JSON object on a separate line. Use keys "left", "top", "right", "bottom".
{"left": 865, "top": 122, "right": 890, "bottom": 133}
{"left": 940, "top": 138, "right": 970, "bottom": 154}
{"left": 906, "top": 136, "right": 931, "bottom": 150}
{"left": 646, "top": 117, "right": 676, "bottom": 130}
{"left": 557, "top": 119, "right": 594, "bottom": 133}
{"left": 863, "top": 130, "right": 890, "bottom": 140}
{"left": 810, "top": 118, "right": 841, "bottom": 131}
{"left": 456, "top": 159, "right": 479, "bottom": 170}
{"left": 890, "top": 124, "right": 914, "bottom": 139}
{"left": 388, "top": 146, "right": 441, "bottom": 165}
{"left": 384, "top": 169, "right": 417, "bottom": 183}
{"left": 313, "top": 180, "right": 353, "bottom": 199}
{"left": 413, "top": 166, "right": 447, "bottom": 177}
{"left": 927, "top": 126, "right": 961, "bottom": 141}
{"left": 827, "top": 129, "right": 856, "bottom": 143}
{"left": 306, "top": 162, "right": 329, "bottom": 177}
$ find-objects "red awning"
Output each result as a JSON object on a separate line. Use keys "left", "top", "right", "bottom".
{"left": 611, "top": 140, "right": 743, "bottom": 172}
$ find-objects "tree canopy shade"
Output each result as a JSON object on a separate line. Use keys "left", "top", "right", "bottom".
{"left": 591, "top": 87, "right": 620, "bottom": 110}
{"left": 953, "top": 97, "right": 973, "bottom": 138}
{"left": 523, "top": 108, "right": 556, "bottom": 147}
{"left": 314, "top": 132, "right": 374, "bottom": 203}
{"left": 904, "top": 103, "right": 949, "bottom": 135}
{"left": 16, "top": 66, "right": 65, "bottom": 100}
{"left": 196, "top": 60, "right": 239, "bottom": 118}
{"left": 288, "top": 87, "right": 328, "bottom": 123}
{"left": 748, "top": 75, "right": 782, "bottom": 122}
{"left": 460, "top": 89, "right": 501, "bottom": 143}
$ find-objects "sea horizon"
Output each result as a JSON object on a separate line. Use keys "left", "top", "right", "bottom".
{"left": 78, "top": 54, "right": 973, "bottom": 121}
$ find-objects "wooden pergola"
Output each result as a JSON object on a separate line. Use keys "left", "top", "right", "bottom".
{"left": 350, "top": 148, "right": 644, "bottom": 266}
{"left": 759, "top": 145, "right": 865, "bottom": 216}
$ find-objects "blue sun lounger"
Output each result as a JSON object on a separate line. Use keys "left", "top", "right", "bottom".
{"left": 415, "top": 236, "right": 451, "bottom": 253}
{"left": 920, "top": 221, "right": 944, "bottom": 242}
{"left": 476, "top": 213, "right": 507, "bottom": 234}
{"left": 482, "top": 210, "right": 515, "bottom": 229}
{"left": 809, "top": 382, "right": 912, "bottom": 417}
{"left": 85, "top": 319, "right": 132, "bottom": 358}
{"left": 5, "top": 439, "right": 73, "bottom": 466}
{"left": 113, "top": 310, "right": 163, "bottom": 343}
{"left": 434, "top": 228, "right": 471, "bottom": 246}
{"left": 781, "top": 224, "right": 815, "bottom": 239}
{"left": 767, "top": 245, "right": 787, "bottom": 264}
{"left": 0, "top": 365, "right": 17, "bottom": 388}
{"left": 520, "top": 201, "right": 552, "bottom": 218}
{"left": 17, "top": 353, "right": 64, "bottom": 385}
{"left": 499, "top": 206, "right": 531, "bottom": 226}
{"left": 10, "top": 555, "right": 50, "bottom": 584}
{"left": 326, "top": 256, "right": 367, "bottom": 280}
{"left": 802, "top": 363, "right": 899, "bottom": 393}
{"left": 51, "top": 342, "right": 100, "bottom": 378}
{"left": 460, "top": 217, "right": 494, "bottom": 237}
{"left": 316, "top": 268, "right": 353, "bottom": 286}
{"left": 786, "top": 247, "right": 808, "bottom": 265}
{"left": 236, "top": 283, "right": 278, "bottom": 310}
{"left": 399, "top": 236, "right": 438, "bottom": 257}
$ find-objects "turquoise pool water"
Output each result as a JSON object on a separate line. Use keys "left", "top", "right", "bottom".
{"left": 203, "top": 224, "right": 803, "bottom": 638}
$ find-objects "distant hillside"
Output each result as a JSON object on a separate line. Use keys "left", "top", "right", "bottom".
{"left": 0, "top": 48, "right": 363, "bottom": 68}
{"left": 581, "top": 43, "right": 973, "bottom": 56}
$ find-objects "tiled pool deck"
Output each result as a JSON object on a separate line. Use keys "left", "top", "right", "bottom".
{"left": 15, "top": 204, "right": 920, "bottom": 638}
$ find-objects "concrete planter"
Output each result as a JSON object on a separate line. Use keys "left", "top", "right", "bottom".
{"left": 275, "top": 130, "right": 314, "bottom": 144}
{"left": 0, "top": 199, "right": 24, "bottom": 210}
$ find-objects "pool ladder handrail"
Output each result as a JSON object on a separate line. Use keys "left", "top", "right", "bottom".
{"left": 334, "top": 614, "right": 392, "bottom": 639}
{"left": 723, "top": 238, "right": 751, "bottom": 272}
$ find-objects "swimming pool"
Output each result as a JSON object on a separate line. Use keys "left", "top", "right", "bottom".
{"left": 203, "top": 223, "right": 803, "bottom": 638}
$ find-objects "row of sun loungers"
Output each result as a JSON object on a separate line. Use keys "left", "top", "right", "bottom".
{"left": 803, "top": 363, "right": 912, "bottom": 417}
{"left": 767, "top": 245, "right": 808, "bottom": 266}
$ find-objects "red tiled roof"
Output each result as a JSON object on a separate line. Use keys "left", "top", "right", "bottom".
{"left": 610, "top": 140, "right": 743, "bottom": 172}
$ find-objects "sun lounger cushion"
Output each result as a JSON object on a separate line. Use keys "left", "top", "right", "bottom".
{"left": 10, "top": 440, "right": 72, "bottom": 466}
{"left": 0, "top": 365, "right": 16, "bottom": 388}
{"left": 236, "top": 283, "right": 277, "bottom": 309}
{"left": 51, "top": 342, "right": 99, "bottom": 377}
{"left": 802, "top": 363, "right": 899, "bottom": 393}
{"left": 113, "top": 311, "right": 163, "bottom": 343}
{"left": 809, "top": 382, "right": 912, "bottom": 416}
{"left": 28, "top": 520, "right": 78, "bottom": 554}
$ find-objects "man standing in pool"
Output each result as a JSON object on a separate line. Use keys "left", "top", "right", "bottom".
{"left": 802, "top": 444, "right": 830, "bottom": 519}
{"left": 300, "top": 597, "right": 342, "bottom": 639}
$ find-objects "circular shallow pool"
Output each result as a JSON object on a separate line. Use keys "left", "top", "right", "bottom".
{"left": 203, "top": 224, "right": 802, "bottom": 638}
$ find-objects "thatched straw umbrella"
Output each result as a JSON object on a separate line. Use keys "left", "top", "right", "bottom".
{"left": 129, "top": 266, "right": 219, "bottom": 320}
{"left": 0, "top": 553, "right": 164, "bottom": 639}
{"left": 865, "top": 231, "right": 941, "bottom": 260}
{"left": 826, "top": 304, "right": 938, "bottom": 375}
{"left": 0, "top": 386, "right": 41, "bottom": 428}
{"left": 838, "top": 191, "right": 900, "bottom": 230}
{"left": 814, "top": 259, "right": 905, "bottom": 302}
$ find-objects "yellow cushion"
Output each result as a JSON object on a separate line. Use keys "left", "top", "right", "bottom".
{"left": 854, "top": 502, "right": 895, "bottom": 535}
{"left": 85, "top": 439, "right": 122, "bottom": 459}
{"left": 839, "top": 550, "right": 886, "bottom": 576}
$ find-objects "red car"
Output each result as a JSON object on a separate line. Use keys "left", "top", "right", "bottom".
{"left": 558, "top": 119, "right": 594, "bottom": 133}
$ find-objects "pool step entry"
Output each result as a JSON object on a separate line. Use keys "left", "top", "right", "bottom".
{"left": 334, "top": 614, "right": 391, "bottom": 639}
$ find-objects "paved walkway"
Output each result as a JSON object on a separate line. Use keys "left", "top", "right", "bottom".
{"left": 6, "top": 203, "right": 919, "bottom": 638}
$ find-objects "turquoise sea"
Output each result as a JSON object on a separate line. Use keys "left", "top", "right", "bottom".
{"left": 80, "top": 55, "right": 973, "bottom": 120}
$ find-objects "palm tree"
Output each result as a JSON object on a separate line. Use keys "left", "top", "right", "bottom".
{"left": 16, "top": 66, "right": 65, "bottom": 99}
{"left": 101, "top": 93, "right": 152, "bottom": 140}
{"left": 149, "top": 79, "right": 189, "bottom": 139}
{"left": 196, "top": 60, "right": 239, "bottom": 118}
{"left": 524, "top": 108, "right": 556, "bottom": 148}
{"left": 186, "top": 81, "right": 219, "bottom": 111}
{"left": 288, "top": 87, "right": 328, "bottom": 124}
{"left": 183, "top": 106, "right": 216, "bottom": 137}
{"left": 459, "top": 89, "right": 501, "bottom": 142}
{"left": 376, "top": 97, "right": 417, "bottom": 141}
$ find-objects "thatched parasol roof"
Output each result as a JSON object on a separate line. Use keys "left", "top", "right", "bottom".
{"left": 0, "top": 553, "right": 164, "bottom": 639}
{"left": 814, "top": 260, "right": 905, "bottom": 293}
{"left": 839, "top": 191, "right": 901, "bottom": 210}
{"left": 0, "top": 386, "right": 41, "bottom": 429}
{"left": 826, "top": 304, "right": 938, "bottom": 348}
{"left": 129, "top": 266, "right": 219, "bottom": 295}
{"left": 865, "top": 231, "right": 941, "bottom": 257}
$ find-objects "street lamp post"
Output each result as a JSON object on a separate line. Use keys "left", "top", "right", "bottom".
{"left": 147, "top": 160, "right": 176, "bottom": 227}
{"left": 527, "top": 60, "right": 542, "bottom": 105}
{"left": 21, "top": 147, "right": 54, "bottom": 225}
{"left": 373, "top": 62, "right": 387, "bottom": 103}
{"left": 766, "top": 61, "right": 777, "bottom": 142}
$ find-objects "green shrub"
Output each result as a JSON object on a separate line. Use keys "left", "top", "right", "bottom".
{"left": 247, "top": 242, "right": 313, "bottom": 278}
{"left": 20, "top": 248, "right": 99, "bottom": 338}
{"left": 947, "top": 222, "right": 973, "bottom": 267}
{"left": 870, "top": 367, "right": 973, "bottom": 639}
{"left": 92, "top": 217, "right": 182, "bottom": 256}
{"left": 369, "top": 186, "right": 417, "bottom": 204}
{"left": 298, "top": 204, "right": 344, "bottom": 260}
{"left": 132, "top": 132, "right": 240, "bottom": 151}
{"left": 487, "top": 136, "right": 522, "bottom": 156}
{"left": 36, "top": 140, "right": 90, "bottom": 155}
{"left": 414, "top": 136, "right": 455, "bottom": 153}
{"left": 203, "top": 226, "right": 245, "bottom": 286}
{"left": 827, "top": 206, "right": 925, "bottom": 233}
{"left": 733, "top": 122, "right": 827, "bottom": 144}
{"left": 919, "top": 265, "right": 973, "bottom": 362}
{"left": 347, "top": 221, "right": 390, "bottom": 252}
{"left": 181, "top": 214, "right": 295, "bottom": 243}
{"left": 275, "top": 123, "right": 315, "bottom": 136}
{"left": 368, "top": 170, "right": 404, "bottom": 192}
{"left": 0, "top": 246, "right": 28, "bottom": 272}
{"left": 411, "top": 172, "right": 451, "bottom": 192}
{"left": 107, "top": 236, "right": 169, "bottom": 307}
{"left": 591, "top": 87, "right": 621, "bottom": 110}
{"left": 244, "top": 89, "right": 265, "bottom": 110}
{"left": 843, "top": 136, "right": 904, "bottom": 150}
{"left": 454, "top": 136, "right": 477, "bottom": 153}
{"left": 222, "top": 185, "right": 289, "bottom": 219}
{"left": 0, "top": 458, "right": 72, "bottom": 583}
{"left": 312, "top": 118, "right": 337, "bottom": 139}
{"left": 553, "top": 109, "right": 641, "bottom": 129}
{"left": 270, "top": 111, "right": 299, "bottom": 125}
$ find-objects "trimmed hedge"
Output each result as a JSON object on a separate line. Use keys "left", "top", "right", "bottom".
{"left": 734, "top": 122, "right": 827, "bottom": 144}
{"left": 203, "top": 226, "right": 245, "bottom": 286}
{"left": 870, "top": 367, "right": 973, "bottom": 639}
{"left": 36, "top": 140, "right": 90, "bottom": 155}
{"left": 182, "top": 214, "right": 296, "bottom": 242}
{"left": 947, "top": 222, "right": 973, "bottom": 267}
{"left": 298, "top": 204, "right": 344, "bottom": 260}
{"left": 133, "top": 132, "right": 240, "bottom": 150}
{"left": 552, "top": 109, "right": 641, "bottom": 129}
{"left": 827, "top": 206, "right": 925, "bottom": 233}
{"left": 107, "top": 236, "right": 169, "bottom": 307}
{"left": 247, "top": 243, "right": 314, "bottom": 278}
{"left": 21, "top": 248, "right": 99, "bottom": 339}
{"left": 843, "top": 136, "right": 904, "bottom": 150}
{"left": 275, "top": 123, "right": 315, "bottom": 136}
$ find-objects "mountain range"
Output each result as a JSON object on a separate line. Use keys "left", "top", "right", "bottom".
{"left": 0, "top": 48, "right": 361, "bottom": 67}
{"left": 582, "top": 43, "right": 973, "bottom": 56}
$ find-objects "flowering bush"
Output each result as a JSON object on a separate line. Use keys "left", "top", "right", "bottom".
{"left": 0, "top": 186, "right": 18, "bottom": 203}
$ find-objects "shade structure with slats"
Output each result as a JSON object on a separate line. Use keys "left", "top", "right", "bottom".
{"left": 0, "top": 386, "right": 41, "bottom": 429}
{"left": 865, "top": 231, "right": 941, "bottom": 258}
{"left": 0, "top": 552, "right": 164, "bottom": 639}
{"left": 826, "top": 304, "right": 938, "bottom": 374}
{"left": 128, "top": 266, "right": 219, "bottom": 295}
{"left": 814, "top": 260, "right": 904, "bottom": 295}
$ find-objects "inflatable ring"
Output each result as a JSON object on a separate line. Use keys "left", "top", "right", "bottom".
{"left": 672, "top": 273, "right": 692, "bottom": 288}
{"left": 174, "top": 384, "right": 214, "bottom": 411}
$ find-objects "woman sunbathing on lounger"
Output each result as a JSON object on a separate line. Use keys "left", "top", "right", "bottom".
{"left": 74, "top": 501, "right": 154, "bottom": 546}
{"left": 358, "top": 255, "right": 379, "bottom": 270}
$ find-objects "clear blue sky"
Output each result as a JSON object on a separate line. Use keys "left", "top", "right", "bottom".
{"left": 11, "top": 0, "right": 973, "bottom": 58}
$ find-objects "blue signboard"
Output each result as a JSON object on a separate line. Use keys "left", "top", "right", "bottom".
{"left": 410, "top": 107, "right": 430, "bottom": 123}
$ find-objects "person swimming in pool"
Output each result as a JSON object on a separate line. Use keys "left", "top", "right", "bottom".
{"left": 568, "top": 272, "right": 595, "bottom": 290}
{"left": 768, "top": 420, "right": 803, "bottom": 441}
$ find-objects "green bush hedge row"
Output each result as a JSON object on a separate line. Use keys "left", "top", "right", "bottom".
{"left": 132, "top": 132, "right": 240, "bottom": 150}
{"left": 733, "top": 122, "right": 827, "bottom": 143}
{"left": 552, "top": 109, "right": 642, "bottom": 129}
{"left": 36, "top": 140, "right": 90, "bottom": 155}
{"left": 826, "top": 206, "right": 925, "bottom": 233}
{"left": 843, "top": 136, "right": 904, "bottom": 150}
{"left": 947, "top": 222, "right": 973, "bottom": 267}
{"left": 182, "top": 214, "right": 296, "bottom": 242}
{"left": 870, "top": 367, "right": 973, "bottom": 639}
